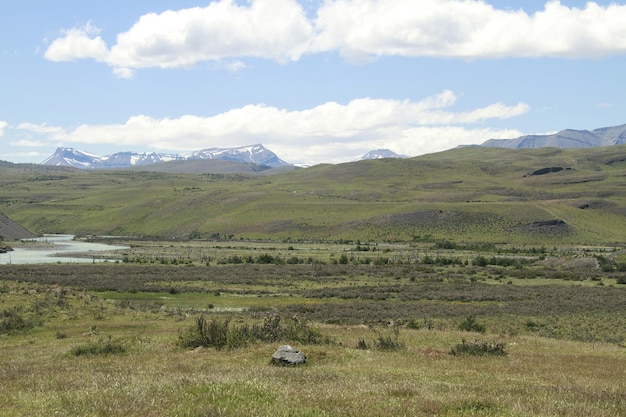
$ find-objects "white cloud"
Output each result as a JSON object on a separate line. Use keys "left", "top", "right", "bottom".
{"left": 0, "top": 121, "right": 7, "bottom": 136}
{"left": 45, "top": 0, "right": 313, "bottom": 77}
{"left": 44, "top": 22, "right": 108, "bottom": 62}
{"left": 10, "top": 139, "right": 49, "bottom": 148}
{"left": 44, "top": 0, "right": 626, "bottom": 75}
{"left": 313, "top": 0, "right": 626, "bottom": 59}
{"left": 17, "top": 122, "right": 64, "bottom": 135}
{"left": 43, "top": 91, "right": 528, "bottom": 164}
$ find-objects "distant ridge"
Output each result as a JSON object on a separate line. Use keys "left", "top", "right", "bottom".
{"left": 482, "top": 124, "right": 626, "bottom": 149}
{"left": 41, "top": 144, "right": 291, "bottom": 170}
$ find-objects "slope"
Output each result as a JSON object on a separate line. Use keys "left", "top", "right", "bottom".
{"left": 0, "top": 212, "right": 37, "bottom": 240}
{"left": 2, "top": 145, "right": 626, "bottom": 245}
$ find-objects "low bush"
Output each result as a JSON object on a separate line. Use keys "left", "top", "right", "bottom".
{"left": 368, "top": 324, "right": 405, "bottom": 351}
{"left": 356, "top": 339, "right": 370, "bottom": 350}
{"left": 72, "top": 337, "right": 126, "bottom": 356}
{"left": 179, "top": 315, "right": 230, "bottom": 350}
{"left": 178, "top": 313, "right": 331, "bottom": 350}
{"left": 0, "top": 307, "right": 39, "bottom": 334}
{"left": 450, "top": 338, "right": 507, "bottom": 356}
{"left": 458, "top": 314, "right": 486, "bottom": 333}
{"left": 405, "top": 319, "right": 421, "bottom": 330}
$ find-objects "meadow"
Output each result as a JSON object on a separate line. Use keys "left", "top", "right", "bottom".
{"left": 2, "top": 146, "right": 626, "bottom": 415}
{"left": 1, "top": 240, "right": 625, "bottom": 416}
{"left": 2, "top": 145, "right": 626, "bottom": 244}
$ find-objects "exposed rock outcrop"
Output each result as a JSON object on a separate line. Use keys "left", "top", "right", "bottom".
{"left": 0, "top": 213, "right": 37, "bottom": 240}
{"left": 270, "top": 345, "right": 306, "bottom": 366}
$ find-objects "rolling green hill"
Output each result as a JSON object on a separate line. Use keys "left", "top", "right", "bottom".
{"left": 2, "top": 145, "right": 626, "bottom": 244}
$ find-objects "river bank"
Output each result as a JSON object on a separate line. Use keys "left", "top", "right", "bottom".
{"left": 0, "top": 235, "right": 129, "bottom": 265}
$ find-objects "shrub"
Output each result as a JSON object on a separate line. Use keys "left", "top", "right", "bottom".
{"left": 368, "top": 323, "right": 405, "bottom": 351}
{"left": 178, "top": 313, "right": 331, "bottom": 350}
{"left": 178, "top": 315, "right": 230, "bottom": 350}
{"left": 458, "top": 314, "right": 486, "bottom": 333}
{"left": 0, "top": 307, "right": 39, "bottom": 334}
{"left": 406, "top": 319, "right": 421, "bottom": 330}
{"left": 356, "top": 339, "right": 370, "bottom": 350}
{"left": 72, "top": 337, "right": 126, "bottom": 356}
{"left": 450, "top": 338, "right": 507, "bottom": 356}
{"left": 256, "top": 253, "right": 280, "bottom": 264}
{"left": 286, "top": 256, "right": 301, "bottom": 264}
{"left": 474, "top": 256, "right": 488, "bottom": 267}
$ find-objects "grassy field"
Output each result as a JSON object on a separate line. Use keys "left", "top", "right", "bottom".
{"left": 1, "top": 146, "right": 626, "bottom": 415}
{"left": 2, "top": 145, "right": 626, "bottom": 244}
{"left": 1, "top": 239, "right": 625, "bottom": 416}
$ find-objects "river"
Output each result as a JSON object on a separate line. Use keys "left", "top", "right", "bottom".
{"left": 0, "top": 235, "right": 130, "bottom": 265}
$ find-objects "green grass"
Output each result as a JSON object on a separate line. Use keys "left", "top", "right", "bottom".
{"left": 3, "top": 145, "right": 626, "bottom": 243}
{"left": 2, "top": 145, "right": 626, "bottom": 415}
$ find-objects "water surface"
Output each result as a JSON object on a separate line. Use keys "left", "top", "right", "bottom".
{"left": 0, "top": 235, "right": 129, "bottom": 265}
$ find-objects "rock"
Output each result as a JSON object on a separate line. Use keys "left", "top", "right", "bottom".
{"left": 270, "top": 345, "right": 306, "bottom": 366}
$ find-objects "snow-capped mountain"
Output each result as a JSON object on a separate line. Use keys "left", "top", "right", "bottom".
{"left": 185, "top": 144, "right": 289, "bottom": 167}
{"left": 355, "top": 149, "right": 407, "bottom": 161}
{"left": 41, "top": 145, "right": 291, "bottom": 169}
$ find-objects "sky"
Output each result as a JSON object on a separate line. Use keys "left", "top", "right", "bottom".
{"left": 1, "top": 0, "right": 626, "bottom": 166}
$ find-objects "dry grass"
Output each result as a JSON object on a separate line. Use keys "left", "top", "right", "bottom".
{"left": 1, "top": 322, "right": 625, "bottom": 416}
{"left": 1, "top": 275, "right": 625, "bottom": 417}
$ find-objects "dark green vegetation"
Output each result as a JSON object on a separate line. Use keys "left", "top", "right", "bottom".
{"left": 178, "top": 313, "right": 330, "bottom": 351}
{"left": 2, "top": 145, "right": 626, "bottom": 244}
{"left": 450, "top": 338, "right": 507, "bottom": 356}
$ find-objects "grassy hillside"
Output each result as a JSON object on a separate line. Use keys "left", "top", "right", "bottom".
{"left": 2, "top": 145, "right": 626, "bottom": 244}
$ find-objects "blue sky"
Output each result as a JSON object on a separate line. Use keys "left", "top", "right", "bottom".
{"left": 1, "top": 0, "right": 625, "bottom": 165}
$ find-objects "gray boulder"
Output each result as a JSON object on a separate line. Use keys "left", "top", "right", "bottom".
{"left": 270, "top": 345, "right": 306, "bottom": 366}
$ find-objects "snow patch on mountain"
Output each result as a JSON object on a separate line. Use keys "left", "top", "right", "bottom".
{"left": 355, "top": 149, "right": 407, "bottom": 161}
{"left": 41, "top": 144, "right": 291, "bottom": 169}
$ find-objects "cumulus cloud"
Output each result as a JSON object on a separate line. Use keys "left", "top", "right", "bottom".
{"left": 40, "top": 91, "right": 527, "bottom": 164}
{"left": 0, "top": 121, "right": 7, "bottom": 136}
{"left": 313, "top": 0, "right": 626, "bottom": 58}
{"left": 44, "top": 0, "right": 626, "bottom": 76}
{"left": 46, "top": 0, "right": 313, "bottom": 77}
{"left": 44, "top": 22, "right": 108, "bottom": 62}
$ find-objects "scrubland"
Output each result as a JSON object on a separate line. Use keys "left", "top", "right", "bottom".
{"left": 2, "top": 146, "right": 626, "bottom": 415}
{"left": 1, "top": 240, "right": 625, "bottom": 416}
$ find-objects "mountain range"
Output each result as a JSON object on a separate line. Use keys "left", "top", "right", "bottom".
{"left": 482, "top": 124, "right": 626, "bottom": 149}
{"left": 40, "top": 144, "right": 291, "bottom": 170}
{"left": 37, "top": 123, "right": 626, "bottom": 170}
